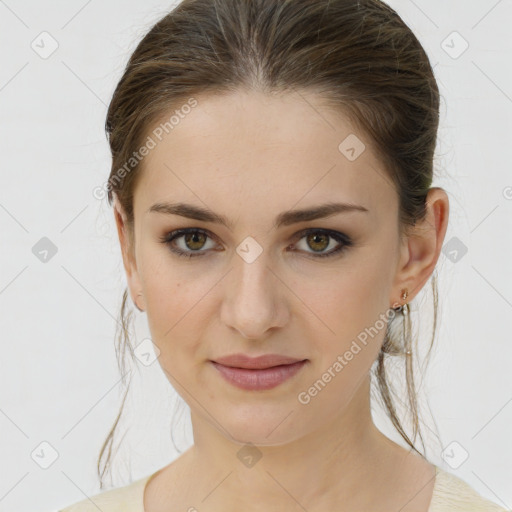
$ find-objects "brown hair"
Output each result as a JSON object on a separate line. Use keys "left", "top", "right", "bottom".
{"left": 99, "top": 0, "right": 442, "bottom": 488}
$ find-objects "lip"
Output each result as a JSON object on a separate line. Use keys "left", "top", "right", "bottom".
{"left": 212, "top": 353, "right": 306, "bottom": 369}
{"left": 210, "top": 354, "right": 308, "bottom": 391}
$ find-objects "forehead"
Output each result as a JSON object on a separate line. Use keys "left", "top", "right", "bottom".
{"left": 134, "top": 89, "right": 397, "bottom": 222}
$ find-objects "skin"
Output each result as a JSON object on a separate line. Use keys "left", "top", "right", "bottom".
{"left": 113, "top": 89, "right": 449, "bottom": 512}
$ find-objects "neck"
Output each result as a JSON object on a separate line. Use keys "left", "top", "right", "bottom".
{"left": 186, "top": 375, "right": 414, "bottom": 511}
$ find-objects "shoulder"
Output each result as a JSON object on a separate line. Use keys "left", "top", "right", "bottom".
{"left": 430, "top": 466, "right": 509, "bottom": 512}
{"left": 58, "top": 474, "right": 153, "bottom": 512}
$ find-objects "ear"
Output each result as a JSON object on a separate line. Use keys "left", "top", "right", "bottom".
{"left": 390, "top": 187, "right": 449, "bottom": 307}
{"left": 113, "top": 193, "right": 145, "bottom": 312}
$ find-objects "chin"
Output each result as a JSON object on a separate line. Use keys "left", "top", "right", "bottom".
{"left": 213, "top": 405, "right": 312, "bottom": 447}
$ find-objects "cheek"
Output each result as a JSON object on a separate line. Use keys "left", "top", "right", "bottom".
{"left": 297, "top": 256, "right": 393, "bottom": 366}
{"left": 139, "top": 255, "right": 206, "bottom": 357}
{"left": 310, "top": 260, "right": 390, "bottom": 327}
{"left": 292, "top": 269, "right": 392, "bottom": 415}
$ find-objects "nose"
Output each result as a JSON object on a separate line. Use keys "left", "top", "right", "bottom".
{"left": 220, "top": 252, "right": 289, "bottom": 340}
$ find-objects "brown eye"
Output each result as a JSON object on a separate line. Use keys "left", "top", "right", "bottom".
{"left": 292, "top": 229, "right": 353, "bottom": 259}
{"left": 183, "top": 231, "right": 208, "bottom": 251}
{"left": 305, "top": 232, "right": 330, "bottom": 252}
{"left": 160, "top": 227, "right": 353, "bottom": 260}
{"left": 160, "top": 228, "right": 217, "bottom": 258}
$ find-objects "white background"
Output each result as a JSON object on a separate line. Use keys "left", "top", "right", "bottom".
{"left": 1, "top": 0, "right": 511, "bottom": 510}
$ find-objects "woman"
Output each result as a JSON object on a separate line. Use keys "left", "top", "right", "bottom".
{"left": 60, "top": 0, "right": 509, "bottom": 510}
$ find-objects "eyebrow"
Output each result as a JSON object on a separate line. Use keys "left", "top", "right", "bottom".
{"left": 147, "top": 201, "right": 369, "bottom": 230}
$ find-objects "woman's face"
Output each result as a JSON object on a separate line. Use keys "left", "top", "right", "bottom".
{"left": 117, "top": 89, "right": 408, "bottom": 445}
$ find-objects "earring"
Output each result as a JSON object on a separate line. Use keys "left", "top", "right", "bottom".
{"left": 384, "top": 288, "right": 412, "bottom": 356}
{"left": 392, "top": 288, "right": 409, "bottom": 313}
{"left": 400, "top": 288, "right": 412, "bottom": 355}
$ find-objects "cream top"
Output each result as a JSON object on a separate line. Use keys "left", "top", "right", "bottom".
{"left": 58, "top": 465, "right": 510, "bottom": 511}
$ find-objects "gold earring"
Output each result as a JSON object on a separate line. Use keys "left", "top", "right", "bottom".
{"left": 392, "top": 288, "right": 409, "bottom": 311}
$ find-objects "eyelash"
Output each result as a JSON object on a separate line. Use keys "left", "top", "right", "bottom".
{"left": 159, "top": 228, "right": 353, "bottom": 259}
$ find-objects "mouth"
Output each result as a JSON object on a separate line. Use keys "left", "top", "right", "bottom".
{"left": 209, "top": 356, "right": 308, "bottom": 391}
{"left": 211, "top": 353, "right": 307, "bottom": 370}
